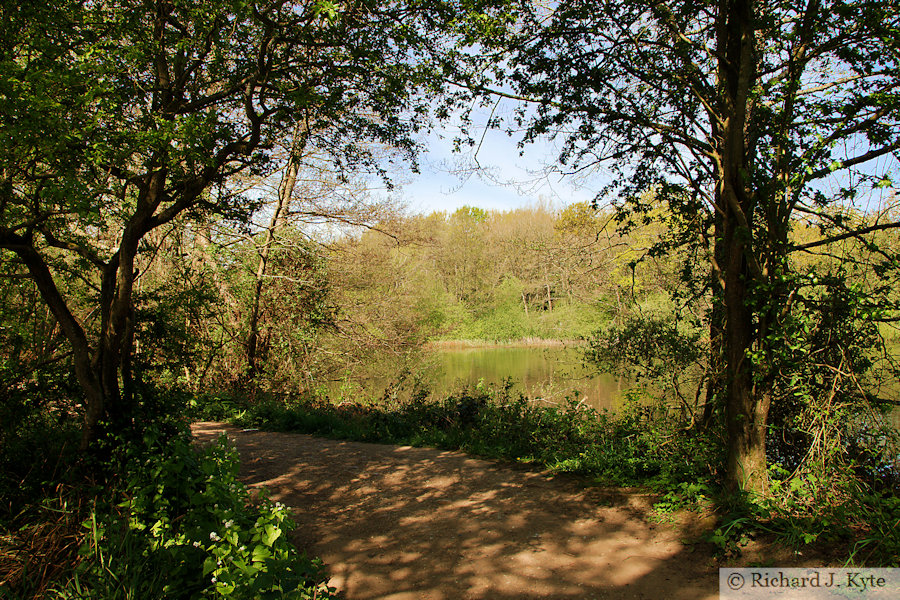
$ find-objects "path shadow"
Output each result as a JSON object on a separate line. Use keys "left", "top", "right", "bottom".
{"left": 192, "top": 422, "right": 720, "bottom": 600}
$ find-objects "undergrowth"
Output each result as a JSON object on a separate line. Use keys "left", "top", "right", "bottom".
{"left": 0, "top": 421, "right": 337, "bottom": 599}
{"left": 208, "top": 384, "right": 719, "bottom": 490}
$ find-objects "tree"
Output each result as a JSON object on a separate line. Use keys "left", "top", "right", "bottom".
{"left": 491, "top": 0, "right": 900, "bottom": 493}
{"left": 226, "top": 145, "right": 404, "bottom": 392}
{"left": 0, "top": 0, "right": 465, "bottom": 449}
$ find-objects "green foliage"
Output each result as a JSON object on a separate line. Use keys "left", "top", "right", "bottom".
{"left": 0, "top": 257, "right": 83, "bottom": 461}
{"left": 451, "top": 206, "right": 489, "bottom": 224}
{"left": 702, "top": 467, "right": 900, "bottom": 566}
{"left": 133, "top": 275, "right": 219, "bottom": 390}
{"left": 585, "top": 310, "right": 708, "bottom": 420}
{"left": 587, "top": 312, "right": 703, "bottom": 382}
{"left": 328, "top": 202, "right": 689, "bottom": 349}
{"left": 755, "top": 267, "right": 899, "bottom": 475}
{"left": 210, "top": 230, "right": 335, "bottom": 394}
{"left": 705, "top": 514, "right": 756, "bottom": 560}
{"left": 1, "top": 0, "right": 493, "bottom": 447}
{"left": 230, "top": 384, "right": 720, "bottom": 492}
{"left": 845, "top": 491, "right": 900, "bottom": 566}
{"left": 0, "top": 411, "right": 81, "bottom": 524}
{"left": 478, "top": 0, "right": 900, "bottom": 495}
{"left": 51, "top": 427, "right": 335, "bottom": 599}
{"left": 0, "top": 415, "right": 335, "bottom": 599}
{"left": 452, "top": 278, "right": 532, "bottom": 341}
{"left": 652, "top": 481, "right": 715, "bottom": 515}
{"left": 187, "top": 393, "right": 252, "bottom": 424}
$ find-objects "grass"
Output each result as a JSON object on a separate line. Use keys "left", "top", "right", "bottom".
{"left": 0, "top": 484, "right": 87, "bottom": 599}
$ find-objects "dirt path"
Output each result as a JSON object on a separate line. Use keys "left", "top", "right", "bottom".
{"left": 191, "top": 422, "right": 720, "bottom": 600}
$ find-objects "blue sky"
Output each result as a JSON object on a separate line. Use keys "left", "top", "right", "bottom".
{"left": 397, "top": 128, "right": 899, "bottom": 217}
{"left": 385, "top": 98, "right": 899, "bottom": 217}
{"left": 396, "top": 104, "right": 608, "bottom": 215}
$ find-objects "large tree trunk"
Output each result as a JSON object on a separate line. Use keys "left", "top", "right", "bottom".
{"left": 701, "top": 210, "right": 725, "bottom": 428}
{"left": 717, "top": 0, "right": 769, "bottom": 494}
{"left": 721, "top": 214, "right": 769, "bottom": 493}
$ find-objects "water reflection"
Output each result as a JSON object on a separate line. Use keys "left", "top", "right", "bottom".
{"left": 325, "top": 345, "right": 900, "bottom": 430}
{"left": 327, "top": 345, "right": 628, "bottom": 412}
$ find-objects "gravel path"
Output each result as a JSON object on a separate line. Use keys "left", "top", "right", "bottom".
{"left": 191, "top": 422, "right": 720, "bottom": 600}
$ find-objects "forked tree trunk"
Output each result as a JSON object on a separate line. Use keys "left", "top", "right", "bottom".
{"left": 12, "top": 241, "right": 137, "bottom": 451}
{"left": 10, "top": 170, "right": 167, "bottom": 450}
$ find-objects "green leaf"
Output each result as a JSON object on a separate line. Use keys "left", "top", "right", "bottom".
{"left": 262, "top": 523, "right": 282, "bottom": 547}
{"left": 252, "top": 544, "right": 273, "bottom": 563}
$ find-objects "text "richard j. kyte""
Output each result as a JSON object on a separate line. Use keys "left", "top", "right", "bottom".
{"left": 751, "top": 571, "right": 888, "bottom": 591}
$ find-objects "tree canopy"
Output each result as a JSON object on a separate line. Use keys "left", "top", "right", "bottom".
{"left": 490, "top": 0, "right": 900, "bottom": 492}
{"left": 0, "top": 0, "right": 477, "bottom": 448}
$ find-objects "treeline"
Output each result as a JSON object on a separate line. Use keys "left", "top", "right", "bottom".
{"left": 6, "top": 192, "right": 899, "bottom": 407}
{"left": 0, "top": 196, "right": 678, "bottom": 403}
{"left": 333, "top": 202, "right": 681, "bottom": 343}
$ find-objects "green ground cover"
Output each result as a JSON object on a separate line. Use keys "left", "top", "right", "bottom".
{"left": 0, "top": 413, "right": 336, "bottom": 600}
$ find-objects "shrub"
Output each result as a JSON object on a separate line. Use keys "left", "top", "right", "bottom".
{"left": 1, "top": 422, "right": 336, "bottom": 600}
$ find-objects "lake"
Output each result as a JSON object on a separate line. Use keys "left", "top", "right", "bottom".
{"left": 326, "top": 343, "right": 900, "bottom": 429}
{"left": 327, "top": 344, "right": 630, "bottom": 411}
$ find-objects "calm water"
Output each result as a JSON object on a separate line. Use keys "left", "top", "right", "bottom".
{"left": 329, "top": 345, "right": 629, "bottom": 411}
{"left": 328, "top": 345, "right": 900, "bottom": 429}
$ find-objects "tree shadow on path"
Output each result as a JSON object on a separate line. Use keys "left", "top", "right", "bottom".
{"left": 192, "top": 422, "right": 720, "bottom": 600}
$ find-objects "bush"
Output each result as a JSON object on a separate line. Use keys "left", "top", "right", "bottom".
{"left": 56, "top": 426, "right": 336, "bottom": 599}
{"left": 233, "top": 383, "right": 720, "bottom": 491}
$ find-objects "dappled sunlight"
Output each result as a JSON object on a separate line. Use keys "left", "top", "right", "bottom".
{"left": 192, "top": 422, "right": 718, "bottom": 600}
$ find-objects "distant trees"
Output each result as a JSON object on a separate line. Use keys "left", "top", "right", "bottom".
{"left": 321, "top": 204, "right": 667, "bottom": 346}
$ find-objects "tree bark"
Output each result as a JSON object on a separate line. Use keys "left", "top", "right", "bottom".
{"left": 721, "top": 213, "right": 768, "bottom": 493}
{"left": 701, "top": 210, "right": 725, "bottom": 428}
{"left": 717, "top": 0, "right": 769, "bottom": 494}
